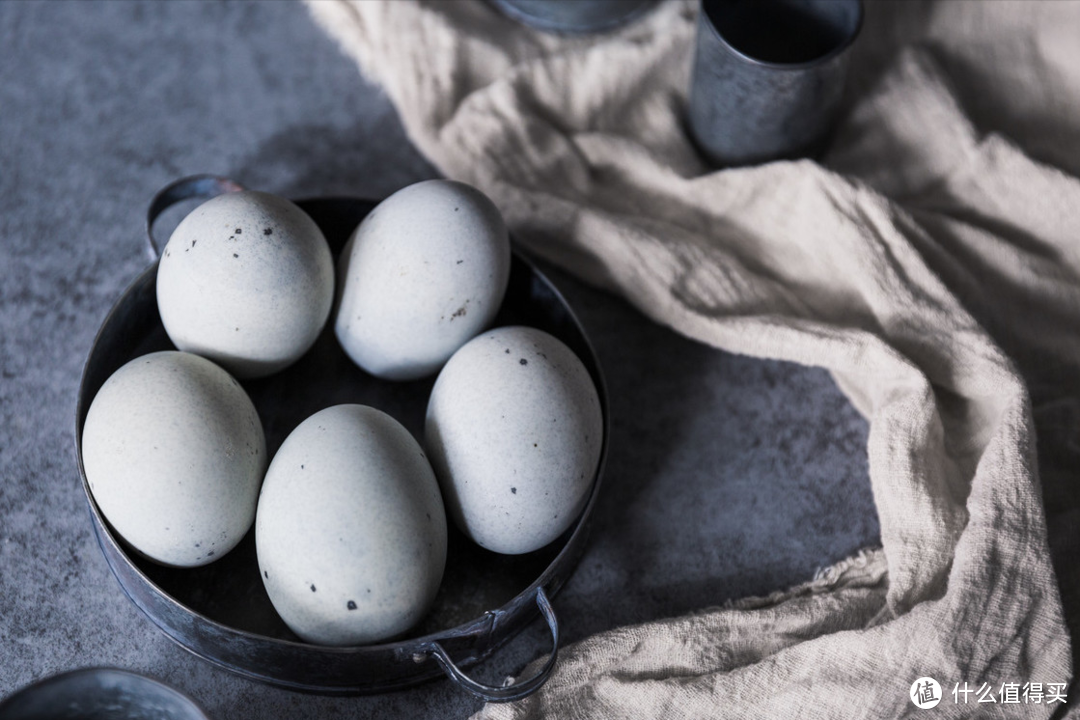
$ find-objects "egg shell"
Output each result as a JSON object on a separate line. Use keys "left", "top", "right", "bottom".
{"left": 334, "top": 179, "right": 510, "bottom": 381}
{"left": 256, "top": 404, "right": 447, "bottom": 646}
{"left": 81, "top": 351, "right": 267, "bottom": 568}
{"left": 156, "top": 190, "right": 335, "bottom": 379}
{"left": 425, "top": 326, "right": 603, "bottom": 555}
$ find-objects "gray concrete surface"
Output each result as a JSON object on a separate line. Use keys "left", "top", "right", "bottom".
{"left": 0, "top": 2, "right": 877, "bottom": 717}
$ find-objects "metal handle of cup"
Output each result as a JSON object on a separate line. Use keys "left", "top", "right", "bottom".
{"left": 145, "top": 174, "right": 246, "bottom": 257}
{"left": 426, "top": 586, "right": 560, "bottom": 703}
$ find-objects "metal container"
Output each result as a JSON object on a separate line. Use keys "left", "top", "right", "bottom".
{"left": 0, "top": 668, "right": 211, "bottom": 720}
{"left": 74, "top": 176, "right": 609, "bottom": 701}
{"left": 688, "top": 0, "right": 863, "bottom": 166}
{"left": 488, "top": 0, "right": 658, "bottom": 34}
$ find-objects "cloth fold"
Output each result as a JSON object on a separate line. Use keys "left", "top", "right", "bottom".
{"left": 306, "top": 1, "right": 1078, "bottom": 716}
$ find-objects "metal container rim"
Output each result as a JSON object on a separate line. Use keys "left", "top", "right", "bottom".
{"left": 0, "top": 667, "right": 212, "bottom": 719}
{"left": 698, "top": 0, "right": 864, "bottom": 72}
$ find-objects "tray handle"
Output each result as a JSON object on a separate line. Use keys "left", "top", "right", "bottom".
{"left": 427, "top": 586, "right": 560, "bottom": 703}
{"left": 145, "top": 175, "right": 246, "bottom": 258}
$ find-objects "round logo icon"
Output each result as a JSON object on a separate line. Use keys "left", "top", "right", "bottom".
{"left": 910, "top": 677, "right": 942, "bottom": 709}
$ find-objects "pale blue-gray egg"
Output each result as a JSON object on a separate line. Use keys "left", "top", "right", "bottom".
{"left": 256, "top": 404, "right": 447, "bottom": 646}
{"left": 334, "top": 180, "right": 510, "bottom": 381}
{"left": 81, "top": 351, "right": 267, "bottom": 567}
{"left": 156, "top": 191, "right": 334, "bottom": 379}
{"left": 425, "top": 326, "right": 603, "bottom": 555}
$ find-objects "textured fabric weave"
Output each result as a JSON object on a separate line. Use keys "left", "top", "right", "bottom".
{"left": 305, "top": 1, "right": 1078, "bottom": 716}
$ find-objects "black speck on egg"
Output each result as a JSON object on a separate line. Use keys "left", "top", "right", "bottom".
{"left": 264, "top": 227, "right": 273, "bottom": 235}
{"left": 235, "top": 228, "right": 242, "bottom": 234}
{"left": 520, "top": 358, "right": 528, "bottom": 366}
{"left": 511, "top": 487, "right": 517, "bottom": 494}
{"left": 347, "top": 600, "right": 357, "bottom": 610}
{"left": 233, "top": 253, "right": 239, "bottom": 258}
{"left": 311, "top": 584, "right": 316, "bottom": 592}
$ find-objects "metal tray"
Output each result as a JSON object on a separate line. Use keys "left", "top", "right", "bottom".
{"left": 73, "top": 176, "right": 609, "bottom": 701}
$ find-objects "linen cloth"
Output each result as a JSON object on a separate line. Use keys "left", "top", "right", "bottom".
{"left": 305, "top": 1, "right": 1080, "bottom": 716}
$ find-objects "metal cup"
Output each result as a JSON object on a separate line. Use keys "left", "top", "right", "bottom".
{"left": 488, "top": 0, "right": 659, "bottom": 34}
{"left": 688, "top": 0, "right": 863, "bottom": 167}
{"left": 0, "top": 668, "right": 211, "bottom": 720}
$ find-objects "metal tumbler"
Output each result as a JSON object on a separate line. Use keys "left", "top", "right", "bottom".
{"left": 0, "top": 668, "right": 211, "bottom": 720}
{"left": 688, "top": 0, "right": 863, "bottom": 167}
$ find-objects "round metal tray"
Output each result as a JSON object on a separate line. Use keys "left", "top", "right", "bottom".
{"left": 73, "top": 176, "right": 609, "bottom": 700}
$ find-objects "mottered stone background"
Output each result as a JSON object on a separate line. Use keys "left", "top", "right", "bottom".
{"left": 0, "top": 2, "right": 876, "bottom": 718}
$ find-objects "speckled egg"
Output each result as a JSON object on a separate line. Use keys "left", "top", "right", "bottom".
{"left": 425, "top": 326, "right": 603, "bottom": 555}
{"left": 156, "top": 190, "right": 335, "bottom": 379}
{"left": 256, "top": 404, "right": 447, "bottom": 646}
{"left": 334, "top": 179, "right": 510, "bottom": 381}
{"left": 81, "top": 351, "right": 267, "bottom": 568}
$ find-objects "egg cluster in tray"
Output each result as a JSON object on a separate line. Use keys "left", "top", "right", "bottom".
{"left": 74, "top": 177, "right": 608, "bottom": 697}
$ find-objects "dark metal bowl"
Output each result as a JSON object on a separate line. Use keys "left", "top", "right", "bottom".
{"left": 73, "top": 177, "right": 609, "bottom": 701}
{"left": 0, "top": 667, "right": 211, "bottom": 720}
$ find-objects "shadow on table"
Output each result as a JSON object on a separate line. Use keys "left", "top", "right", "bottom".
{"left": 540, "top": 264, "right": 878, "bottom": 643}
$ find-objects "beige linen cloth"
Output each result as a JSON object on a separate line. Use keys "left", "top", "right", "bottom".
{"left": 306, "top": 1, "right": 1080, "bottom": 716}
